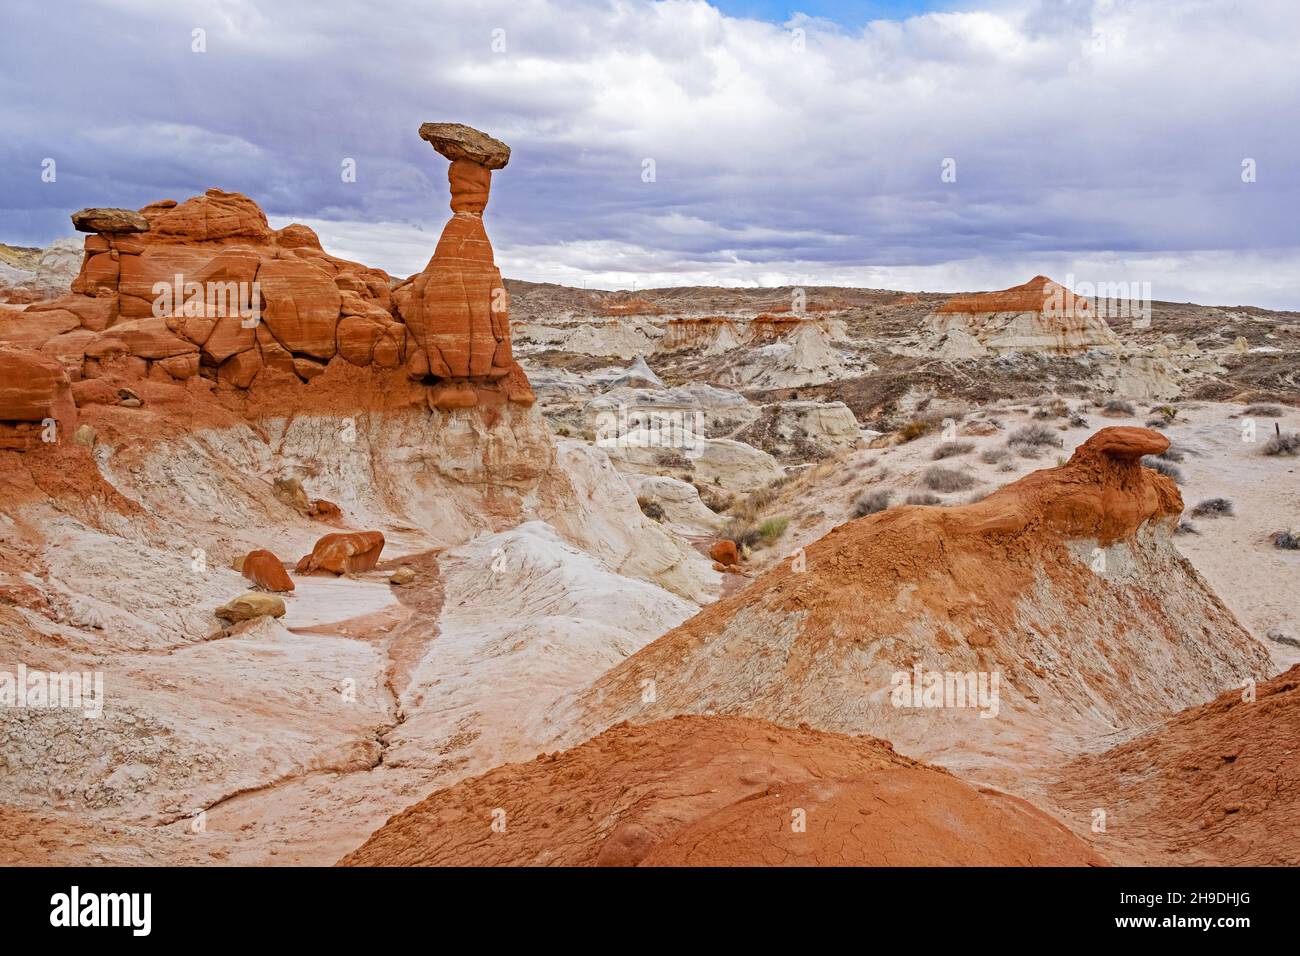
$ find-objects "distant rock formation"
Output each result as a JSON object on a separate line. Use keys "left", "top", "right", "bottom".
{"left": 0, "top": 238, "right": 82, "bottom": 304}
{"left": 923, "top": 275, "right": 1121, "bottom": 357}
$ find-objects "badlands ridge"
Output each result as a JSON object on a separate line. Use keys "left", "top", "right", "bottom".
{"left": 1, "top": 124, "right": 1297, "bottom": 866}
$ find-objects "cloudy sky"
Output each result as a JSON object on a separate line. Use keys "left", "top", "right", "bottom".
{"left": 3, "top": 0, "right": 1298, "bottom": 306}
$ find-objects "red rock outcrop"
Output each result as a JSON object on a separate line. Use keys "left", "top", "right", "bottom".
{"left": 0, "top": 348, "right": 78, "bottom": 450}
{"left": 241, "top": 549, "right": 295, "bottom": 592}
{"left": 340, "top": 716, "right": 1106, "bottom": 866}
{"left": 551, "top": 427, "right": 1271, "bottom": 774}
{"left": 295, "top": 531, "right": 385, "bottom": 575}
{"left": 394, "top": 123, "right": 534, "bottom": 407}
{"left": 0, "top": 128, "right": 538, "bottom": 449}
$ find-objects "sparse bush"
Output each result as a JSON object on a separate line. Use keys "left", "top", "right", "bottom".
{"left": 698, "top": 487, "right": 734, "bottom": 514}
{"left": 905, "top": 492, "right": 940, "bottom": 505}
{"left": 1244, "top": 404, "right": 1283, "bottom": 417}
{"left": 756, "top": 516, "right": 789, "bottom": 544}
{"left": 1157, "top": 445, "right": 1185, "bottom": 462}
{"left": 852, "top": 490, "right": 891, "bottom": 517}
{"left": 725, "top": 522, "right": 762, "bottom": 551}
{"left": 998, "top": 461, "right": 1015, "bottom": 472}
{"left": 1103, "top": 399, "right": 1136, "bottom": 416}
{"left": 980, "top": 447, "right": 1010, "bottom": 465}
{"left": 1145, "top": 418, "right": 1168, "bottom": 429}
{"left": 637, "top": 497, "right": 665, "bottom": 522}
{"left": 654, "top": 450, "right": 692, "bottom": 470}
{"left": 1007, "top": 424, "right": 1060, "bottom": 448}
{"left": 1262, "top": 432, "right": 1300, "bottom": 456}
{"left": 1033, "top": 399, "right": 1068, "bottom": 420}
{"left": 1142, "top": 456, "right": 1183, "bottom": 483}
{"left": 931, "top": 440, "right": 974, "bottom": 460}
{"left": 921, "top": 466, "right": 976, "bottom": 492}
{"left": 1190, "top": 497, "right": 1234, "bottom": 518}
{"left": 1152, "top": 404, "right": 1179, "bottom": 422}
{"left": 1274, "top": 530, "right": 1300, "bottom": 550}
{"left": 1174, "top": 519, "right": 1200, "bottom": 535}
{"left": 898, "top": 415, "right": 941, "bottom": 443}
{"left": 1068, "top": 413, "right": 1088, "bottom": 428}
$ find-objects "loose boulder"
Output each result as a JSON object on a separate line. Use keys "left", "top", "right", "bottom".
{"left": 295, "top": 531, "right": 386, "bottom": 575}
{"left": 241, "top": 550, "right": 295, "bottom": 592}
{"left": 215, "top": 592, "right": 286, "bottom": 622}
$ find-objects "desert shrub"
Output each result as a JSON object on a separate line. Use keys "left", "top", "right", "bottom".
{"left": 1262, "top": 432, "right": 1300, "bottom": 456}
{"left": 637, "top": 497, "right": 665, "bottom": 522}
{"left": 756, "top": 516, "right": 789, "bottom": 544}
{"left": 1244, "top": 404, "right": 1283, "bottom": 417}
{"left": 931, "top": 440, "right": 974, "bottom": 460}
{"left": 905, "top": 492, "right": 940, "bottom": 505}
{"left": 725, "top": 524, "right": 762, "bottom": 550}
{"left": 555, "top": 425, "right": 571, "bottom": 437}
{"left": 1068, "top": 413, "right": 1088, "bottom": 428}
{"left": 1144, "top": 418, "right": 1168, "bottom": 429}
{"left": 1274, "top": 530, "right": 1300, "bottom": 550}
{"left": 1007, "top": 424, "right": 1059, "bottom": 448}
{"left": 998, "top": 461, "right": 1015, "bottom": 472}
{"left": 852, "top": 490, "right": 891, "bottom": 517}
{"left": 654, "top": 450, "right": 692, "bottom": 470}
{"left": 698, "top": 487, "right": 734, "bottom": 514}
{"left": 1151, "top": 404, "right": 1179, "bottom": 422}
{"left": 1190, "top": 497, "right": 1234, "bottom": 518}
{"left": 1174, "top": 519, "right": 1200, "bottom": 535}
{"left": 898, "top": 415, "right": 942, "bottom": 443}
{"left": 980, "top": 447, "right": 1010, "bottom": 465}
{"left": 1142, "top": 456, "right": 1183, "bottom": 483}
{"left": 1157, "top": 445, "right": 1185, "bottom": 462}
{"left": 921, "top": 466, "right": 976, "bottom": 492}
{"left": 1032, "top": 399, "right": 1068, "bottom": 420}
{"left": 1103, "top": 399, "right": 1135, "bottom": 416}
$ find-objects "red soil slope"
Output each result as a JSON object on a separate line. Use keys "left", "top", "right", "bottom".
{"left": 340, "top": 715, "right": 1105, "bottom": 867}
{"left": 1052, "top": 664, "right": 1300, "bottom": 866}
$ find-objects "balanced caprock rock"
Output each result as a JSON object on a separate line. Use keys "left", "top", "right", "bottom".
{"left": 395, "top": 122, "right": 534, "bottom": 410}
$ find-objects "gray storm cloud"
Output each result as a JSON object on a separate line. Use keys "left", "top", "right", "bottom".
{"left": 1, "top": 0, "right": 1297, "bottom": 306}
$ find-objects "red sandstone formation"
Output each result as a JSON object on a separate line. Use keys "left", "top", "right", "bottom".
{"left": 552, "top": 427, "right": 1270, "bottom": 770}
{"left": 241, "top": 549, "right": 295, "bottom": 592}
{"left": 0, "top": 348, "right": 77, "bottom": 450}
{"left": 0, "top": 123, "right": 536, "bottom": 444}
{"left": 295, "top": 531, "right": 385, "bottom": 575}
{"left": 340, "top": 716, "right": 1105, "bottom": 866}
{"left": 395, "top": 123, "right": 534, "bottom": 409}
{"left": 1054, "top": 664, "right": 1300, "bottom": 866}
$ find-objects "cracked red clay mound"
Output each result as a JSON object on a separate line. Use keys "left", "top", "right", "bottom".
{"left": 339, "top": 715, "right": 1105, "bottom": 866}
{"left": 1052, "top": 664, "right": 1300, "bottom": 866}
{"left": 546, "top": 427, "right": 1270, "bottom": 776}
